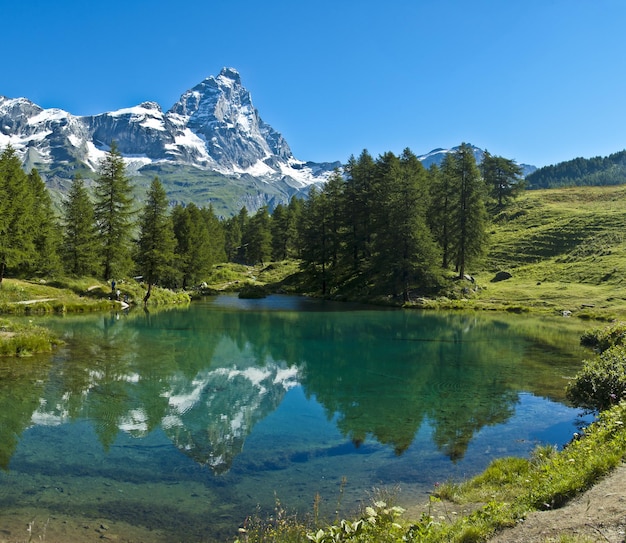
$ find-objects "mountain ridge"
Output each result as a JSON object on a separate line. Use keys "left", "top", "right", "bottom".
{"left": 1, "top": 67, "right": 539, "bottom": 214}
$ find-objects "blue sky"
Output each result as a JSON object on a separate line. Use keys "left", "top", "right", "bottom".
{"left": 2, "top": 0, "right": 625, "bottom": 168}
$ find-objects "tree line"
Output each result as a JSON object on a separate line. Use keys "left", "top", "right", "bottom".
{"left": 526, "top": 149, "right": 626, "bottom": 189}
{"left": 0, "top": 142, "right": 523, "bottom": 301}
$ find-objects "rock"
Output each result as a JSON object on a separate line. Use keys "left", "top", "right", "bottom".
{"left": 491, "top": 271, "right": 512, "bottom": 282}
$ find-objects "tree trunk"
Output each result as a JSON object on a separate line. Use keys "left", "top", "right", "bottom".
{"left": 143, "top": 282, "right": 152, "bottom": 305}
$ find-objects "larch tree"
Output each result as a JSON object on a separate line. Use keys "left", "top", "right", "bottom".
{"left": 343, "top": 150, "right": 376, "bottom": 272}
{"left": 136, "top": 177, "right": 176, "bottom": 304}
{"left": 28, "top": 168, "right": 62, "bottom": 277}
{"left": 372, "top": 149, "right": 441, "bottom": 300}
{"left": 93, "top": 142, "right": 135, "bottom": 281}
{"left": 242, "top": 206, "right": 272, "bottom": 265}
{"left": 0, "top": 145, "right": 35, "bottom": 285}
{"left": 172, "top": 203, "right": 213, "bottom": 289}
{"left": 62, "top": 175, "right": 99, "bottom": 276}
{"left": 428, "top": 161, "right": 455, "bottom": 269}
{"left": 447, "top": 143, "right": 489, "bottom": 279}
{"left": 299, "top": 186, "right": 331, "bottom": 295}
{"left": 481, "top": 150, "right": 524, "bottom": 210}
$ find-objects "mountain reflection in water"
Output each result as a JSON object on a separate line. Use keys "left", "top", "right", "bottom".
{"left": 0, "top": 295, "right": 593, "bottom": 541}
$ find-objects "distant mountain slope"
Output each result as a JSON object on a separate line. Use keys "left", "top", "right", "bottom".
{"left": 417, "top": 145, "right": 536, "bottom": 177}
{"left": 526, "top": 150, "right": 626, "bottom": 189}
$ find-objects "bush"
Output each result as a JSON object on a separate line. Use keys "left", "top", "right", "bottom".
{"left": 580, "top": 321, "right": 626, "bottom": 352}
{"left": 566, "top": 345, "right": 626, "bottom": 410}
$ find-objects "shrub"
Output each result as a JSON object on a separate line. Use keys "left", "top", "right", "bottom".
{"left": 566, "top": 345, "right": 626, "bottom": 410}
{"left": 580, "top": 321, "right": 626, "bottom": 352}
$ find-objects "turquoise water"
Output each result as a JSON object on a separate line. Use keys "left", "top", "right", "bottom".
{"left": 0, "top": 296, "right": 593, "bottom": 541}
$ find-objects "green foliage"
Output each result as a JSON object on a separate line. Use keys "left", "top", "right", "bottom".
{"left": 526, "top": 149, "right": 626, "bottom": 189}
{"left": 443, "top": 143, "right": 489, "bottom": 279}
{"left": 243, "top": 206, "right": 272, "bottom": 264}
{"left": 136, "top": 177, "right": 177, "bottom": 301}
{"left": 566, "top": 345, "right": 626, "bottom": 410}
{"left": 93, "top": 142, "right": 136, "bottom": 280}
{"left": 580, "top": 321, "right": 626, "bottom": 351}
{"left": 62, "top": 175, "right": 99, "bottom": 276}
{"left": 0, "top": 145, "right": 36, "bottom": 282}
{"left": 26, "top": 168, "right": 62, "bottom": 277}
{"left": 0, "top": 319, "right": 61, "bottom": 356}
{"left": 172, "top": 203, "right": 223, "bottom": 288}
{"left": 481, "top": 150, "right": 524, "bottom": 210}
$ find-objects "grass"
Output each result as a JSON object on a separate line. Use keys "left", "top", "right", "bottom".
{"left": 398, "top": 185, "right": 626, "bottom": 320}
{"left": 0, "top": 318, "right": 62, "bottom": 356}
{"left": 0, "top": 276, "right": 190, "bottom": 354}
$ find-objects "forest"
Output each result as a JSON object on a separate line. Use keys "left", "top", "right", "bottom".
{"left": 0, "top": 143, "right": 524, "bottom": 302}
{"left": 526, "top": 149, "right": 626, "bottom": 188}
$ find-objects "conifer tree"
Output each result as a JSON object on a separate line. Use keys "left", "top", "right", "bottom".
{"left": 136, "top": 177, "right": 176, "bottom": 303}
{"left": 242, "top": 206, "right": 272, "bottom": 265}
{"left": 481, "top": 150, "right": 524, "bottom": 210}
{"left": 93, "top": 142, "right": 135, "bottom": 281}
{"left": 299, "top": 186, "right": 331, "bottom": 294}
{"left": 372, "top": 150, "right": 440, "bottom": 299}
{"left": 0, "top": 145, "right": 35, "bottom": 284}
{"left": 270, "top": 203, "right": 290, "bottom": 261}
{"left": 27, "top": 168, "right": 62, "bottom": 277}
{"left": 447, "top": 143, "right": 489, "bottom": 278}
{"left": 343, "top": 150, "right": 376, "bottom": 272}
{"left": 172, "top": 203, "right": 214, "bottom": 289}
{"left": 200, "top": 205, "right": 226, "bottom": 265}
{"left": 287, "top": 196, "right": 303, "bottom": 257}
{"left": 62, "top": 175, "right": 99, "bottom": 276}
{"left": 429, "top": 161, "right": 456, "bottom": 269}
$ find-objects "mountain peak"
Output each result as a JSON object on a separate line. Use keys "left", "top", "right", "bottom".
{"left": 217, "top": 67, "right": 241, "bottom": 83}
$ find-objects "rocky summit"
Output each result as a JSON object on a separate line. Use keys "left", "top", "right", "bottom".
{"left": 0, "top": 68, "right": 340, "bottom": 215}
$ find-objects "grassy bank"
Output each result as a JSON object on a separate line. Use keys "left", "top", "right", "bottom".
{"left": 0, "top": 277, "right": 190, "bottom": 355}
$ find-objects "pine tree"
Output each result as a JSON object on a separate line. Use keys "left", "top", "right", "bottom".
{"left": 299, "top": 186, "right": 331, "bottom": 294}
{"left": 447, "top": 143, "right": 489, "bottom": 279}
{"left": 372, "top": 150, "right": 440, "bottom": 300}
{"left": 200, "top": 205, "right": 226, "bottom": 265}
{"left": 242, "top": 206, "right": 272, "bottom": 265}
{"left": 27, "top": 168, "right": 62, "bottom": 277}
{"left": 481, "top": 150, "right": 524, "bottom": 210}
{"left": 343, "top": 150, "right": 376, "bottom": 272}
{"left": 172, "top": 203, "right": 214, "bottom": 289}
{"left": 0, "top": 145, "right": 35, "bottom": 284}
{"left": 93, "top": 142, "right": 135, "bottom": 281}
{"left": 136, "top": 177, "right": 176, "bottom": 304}
{"left": 429, "top": 161, "right": 456, "bottom": 269}
{"left": 270, "top": 203, "right": 290, "bottom": 261}
{"left": 62, "top": 175, "right": 99, "bottom": 276}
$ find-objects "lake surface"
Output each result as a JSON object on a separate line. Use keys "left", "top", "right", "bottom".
{"left": 0, "top": 295, "right": 593, "bottom": 541}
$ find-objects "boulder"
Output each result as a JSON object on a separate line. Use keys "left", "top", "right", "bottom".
{"left": 491, "top": 270, "right": 513, "bottom": 282}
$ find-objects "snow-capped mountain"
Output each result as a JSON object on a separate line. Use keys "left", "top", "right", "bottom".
{"left": 0, "top": 68, "right": 340, "bottom": 214}
{"left": 417, "top": 145, "right": 537, "bottom": 177}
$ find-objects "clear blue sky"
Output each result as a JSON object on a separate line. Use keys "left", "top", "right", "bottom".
{"left": 2, "top": 0, "right": 625, "bottom": 168}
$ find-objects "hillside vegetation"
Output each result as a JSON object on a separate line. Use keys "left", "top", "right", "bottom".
{"left": 446, "top": 184, "right": 626, "bottom": 319}
{"left": 525, "top": 149, "right": 626, "bottom": 188}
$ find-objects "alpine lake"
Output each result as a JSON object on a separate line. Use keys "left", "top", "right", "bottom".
{"left": 0, "top": 295, "right": 595, "bottom": 542}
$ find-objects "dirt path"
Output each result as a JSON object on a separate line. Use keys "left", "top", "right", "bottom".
{"left": 488, "top": 462, "right": 626, "bottom": 542}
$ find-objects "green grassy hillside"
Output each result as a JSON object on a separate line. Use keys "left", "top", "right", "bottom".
{"left": 467, "top": 185, "right": 626, "bottom": 318}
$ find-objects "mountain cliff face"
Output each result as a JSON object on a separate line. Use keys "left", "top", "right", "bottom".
{"left": 0, "top": 68, "right": 339, "bottom": 215}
